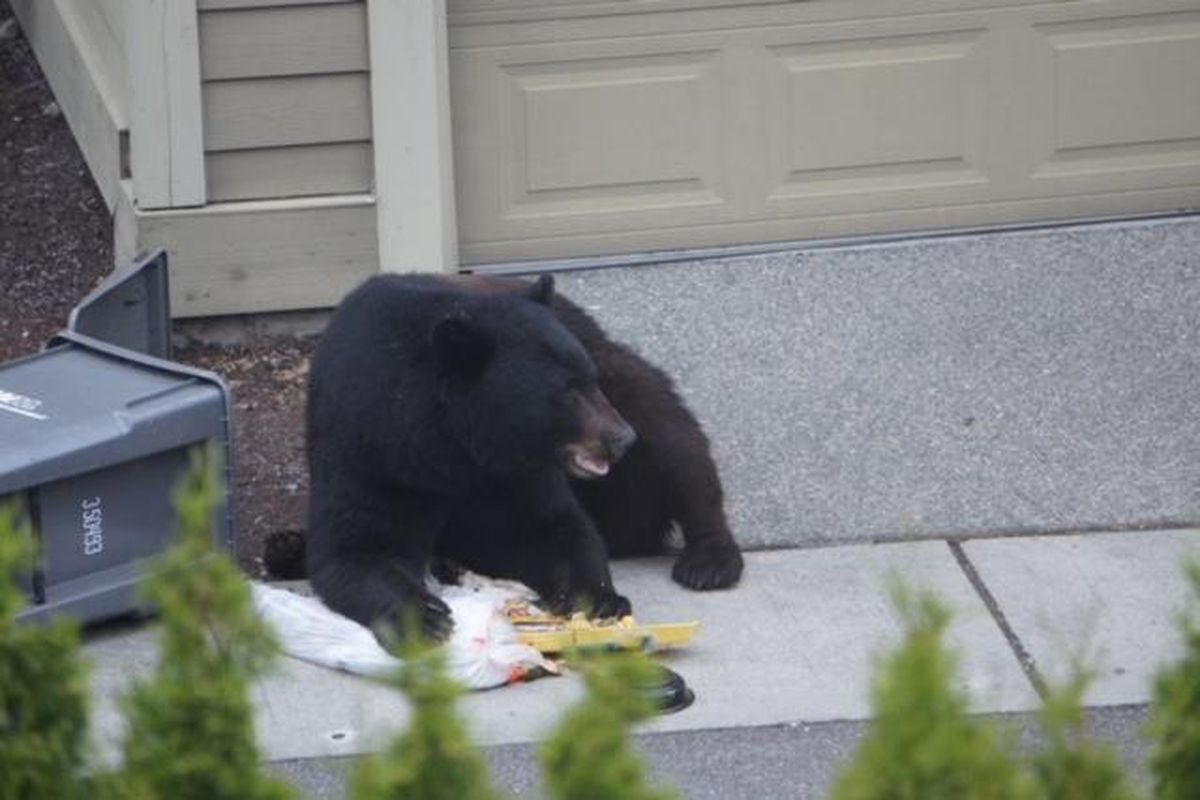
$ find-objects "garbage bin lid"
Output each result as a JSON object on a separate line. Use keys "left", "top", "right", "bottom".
{"left": 68, "top": 250, "right": 171, "bottom": 359}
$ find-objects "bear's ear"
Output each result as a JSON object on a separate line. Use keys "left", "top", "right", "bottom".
{"left": 431, "top": 314, "right": 492, "bottom": 375}
{"left": 528, "top": 274, "right": 555, "bottom": 306}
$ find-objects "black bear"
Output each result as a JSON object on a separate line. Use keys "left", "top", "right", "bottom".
{"left": 299, "top": 273, "right": 742, "bottom": 639}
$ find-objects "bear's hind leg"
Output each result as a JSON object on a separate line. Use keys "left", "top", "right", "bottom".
{"left": 648, "top": 411, "right": 744, "bottom": 591}
{"left": 601, "top": 391, "right": 743, "bottom": 589}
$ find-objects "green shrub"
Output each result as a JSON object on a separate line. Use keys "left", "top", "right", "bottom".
{"left": 351, "top": 629, "right": 501, "bottom": 800}
{"left": 109, "top": 446, "right": 293, "bottom": 800}
{"left": 832, "top": 586, "right": 1031, "bottom": 800}
{"left": 11, "top": 442, "right": 1200, "bottom": 800}
{"left": 0, "top": 501, "right": 91, "bottom": 800}
{"left": 834, "top": 584, "right": 1145, "bottom": 800}
{"left": 1148, "top": 562, "right": 1200, "bottom": 800}
{"left": 1031, "top": 668, "right": 1134, "bottom": 800}
{"left": 541, "top": 651, "right": 677, "bottom": 800}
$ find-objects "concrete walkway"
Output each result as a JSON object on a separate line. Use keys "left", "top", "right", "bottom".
{"left": 76, "top": 216, "right": 1200, "bottom": 796}
{"left": 82, "top": 527, "right": 1198, "bottom": 797}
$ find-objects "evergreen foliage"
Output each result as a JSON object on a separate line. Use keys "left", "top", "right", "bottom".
{"left": 0, "top": 501, "right": 91, "bottom": 800}
{"left": 1030, "top": 668, "right": 1134, "bottom": 800}
{"left": 1148, "top": 562, "right": 1200, "bottom": 800}
{"left": 350, "top": 627, "right": 501, "bottom": 800}
{"left": 541, "top": 651, "right": 678, "bottom": 800}
{"left": 109, "top": 446, "right": 293, "bottom": 800}
{"left": 831, "top": 585, "right": 1031, "bottom": 800}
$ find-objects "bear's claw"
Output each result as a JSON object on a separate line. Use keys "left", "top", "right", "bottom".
{"left": 672, "top": 542, "right": 744, "bottom": 591}
{"left": 420, "top": 594, "right": 455, "bottom": 641}
{"left": 543, "top": 589, "right": 633, "bottom": 620}
{"left": 378, "top": 591, "right": 455, "bottom": 643}
{"left": 591, "top": 591, "right": 633, "bottom": 619}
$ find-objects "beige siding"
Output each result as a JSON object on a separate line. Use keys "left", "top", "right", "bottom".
{"left": 203, "top": 73, "right": 370, "bottom": 151}
{"left": 449, "top": 0, "right": 1200, "bottom": 265}
{"left": 205, "top": 143, "right": 373, "bottom": 202}
{"left": 199, "top": 3, "right": 367, "bottom": 80}
{"left": 198, "top": 0, "right": 357, "bottom": 9}
{"left": 197, "top": 0, "right": 371, "bottom": 201}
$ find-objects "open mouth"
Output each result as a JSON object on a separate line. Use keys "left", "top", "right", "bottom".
{"left": 567, "top": 447, "right": 610, "bottom": 479}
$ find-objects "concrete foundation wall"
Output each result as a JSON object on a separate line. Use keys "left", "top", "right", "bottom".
{"left": 555, "top": 216, "right": 1200, "bottom": 547}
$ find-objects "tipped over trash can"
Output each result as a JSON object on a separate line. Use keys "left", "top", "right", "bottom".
{"left": 0, "top": 251, "right": 234, "bottom": 625}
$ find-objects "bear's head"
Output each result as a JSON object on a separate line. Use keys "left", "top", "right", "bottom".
{"left": 431, "top": 276, "right": 636, "bottom": 480}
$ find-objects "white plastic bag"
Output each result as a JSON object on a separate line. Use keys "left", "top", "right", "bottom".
{"left": 250, "top": 580, "right": 551, "bottom": 690}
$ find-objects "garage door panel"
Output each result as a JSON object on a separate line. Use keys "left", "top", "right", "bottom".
{"left": 1046, "top": 13, "right": 1200, "bottom": 151}
{"left": 1030, "top": 11, "right": 1200, "bottom": 186}
{"left": 453, "top": 33, "right": 740, "bottom": 242}
{"left": 766, "top": 29, "right": 989, "bottom": 205}
{"left": 501, "top": 51, "right": 724, "bottom": 213}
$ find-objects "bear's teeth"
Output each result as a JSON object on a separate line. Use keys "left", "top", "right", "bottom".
{"left": 573, "top": 453, "right": 609, "bottom": 476}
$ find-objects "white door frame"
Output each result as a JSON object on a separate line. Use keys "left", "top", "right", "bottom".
{"left": 366, "top": 0, "right": 459, "bottom": 273}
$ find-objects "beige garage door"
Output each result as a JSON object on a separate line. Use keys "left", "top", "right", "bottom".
{"left": 448, "top": 0, "right": 1200, "bottom": 266}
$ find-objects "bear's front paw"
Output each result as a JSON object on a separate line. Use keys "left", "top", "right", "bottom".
{"left": 379, "top": 591, "right": 455, "bottom": 643}
{"left": 418, "top": 592, "right": 455, "bottom": 641}
{"left": 589, "top": 590, "right": 633, "bottom": 619}
{"left": 672, "top": 541, "right": 744, "bottom": 590}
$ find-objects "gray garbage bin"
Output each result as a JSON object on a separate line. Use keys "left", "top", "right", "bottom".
{"left": 0, "top": 251, "right": 234, "bottom": 625}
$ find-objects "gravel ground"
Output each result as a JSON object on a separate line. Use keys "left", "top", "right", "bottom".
{"left": 0, "top": 1, "right": 110, "bottom": 363}
{"left": 1, "top": 2, "right": 311, "bottom": 576}
{"left": 179, "top": 338, "right": 314, "bottom": 576}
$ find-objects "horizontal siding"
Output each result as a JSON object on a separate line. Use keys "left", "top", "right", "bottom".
{"left": 197, "top": 0, "right": 372, "bottom": 204}
{"left": 199, "top": 0, "right": 358, "bottom": 10}
{"left": 206, "top": 142, "right": 373, "bottom": 201}
{"left": 199, "top": 3, "right": 367, "bottom": 80}
{"left": 203, "top": 72, "right": 371, "bottom": 151}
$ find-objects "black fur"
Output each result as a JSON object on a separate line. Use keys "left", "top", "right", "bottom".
{"left": 292, "top": 273, "right": 742, "bottom": 639}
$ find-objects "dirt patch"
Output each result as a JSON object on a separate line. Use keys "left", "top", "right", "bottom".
{"left": 0, "top": 1, "right": 111, "bottom": 363}
{"left": 1, "top": 3, "right": 312, "bottom": 577}
{"left": 175, "top": 338, "right": 315, "bottom": 577}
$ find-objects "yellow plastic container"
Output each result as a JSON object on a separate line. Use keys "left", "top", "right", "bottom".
{"left": 514, "top": 618, "right": 699, "bottom": 654}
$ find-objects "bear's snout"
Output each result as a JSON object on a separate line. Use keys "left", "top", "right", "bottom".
{"left": 605, "top": 419, "right": 637, "bottom": 463}
{"left": 566, "top": 386, "right": 636, "bottom": 479}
